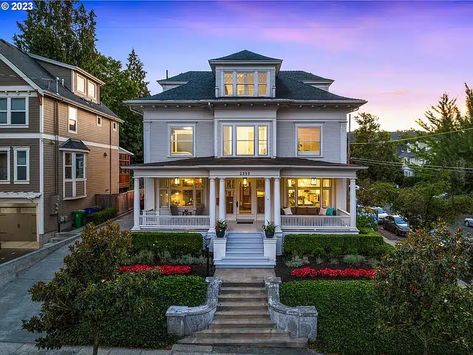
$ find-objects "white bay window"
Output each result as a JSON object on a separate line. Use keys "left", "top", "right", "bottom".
{"left": 64, "top": 151, "right": 87, "bottom": 199}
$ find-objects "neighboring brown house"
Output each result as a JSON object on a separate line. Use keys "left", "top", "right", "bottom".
{"left": 119, "top": 147, "right": 134, "bottom": 192}
{"left": 0, "top": 40, "right": 122, "bottom": 247}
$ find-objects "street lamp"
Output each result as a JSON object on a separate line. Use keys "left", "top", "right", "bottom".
{"left": 204, "top": 234, "right": 212, "bottom": 277}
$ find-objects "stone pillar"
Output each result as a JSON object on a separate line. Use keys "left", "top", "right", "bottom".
{"left": 350, "top": 178, "right": 357, "bottom": 228}
{"left": 219, "top": 177, "right": 226, "bottom": 220}
{"left": 133, "top": 177, "right": 140, "bottom": 230}
{"left": 144, "top": 177, "right": 155, "bottom": 211}
{"left": 274, "top": 177, "right": 281, "bottom": 231}
{"left": 264, "top": 177, "right": 271, "bottom": 225}
{"left": 208, "top": 177, "right": 216, "bottom": 234}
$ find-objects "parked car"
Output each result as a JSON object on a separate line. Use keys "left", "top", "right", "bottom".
{"left": 383, "top": 215, "right": 410, "bottom": 237}
{"left": 374, "top": 207, "right": 388, "bottom": 224}
{"left": 465, "top": 217, "right": 473, "bottom": 228}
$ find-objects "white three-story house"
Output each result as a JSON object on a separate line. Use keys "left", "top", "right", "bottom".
{"left": 126, "top": 50, "right": 366, "bottom": 266}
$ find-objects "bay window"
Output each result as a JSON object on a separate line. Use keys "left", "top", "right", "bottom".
{"left": 0, "top": 148, "right": 10, "bottom": 183}
{"left": 297, "top": 126, "right": 322, "bottom": 156}
{"left": 222, "top": 70, "right": 269, "bottom": 97}
{"left": 13, "top": 147, "right": 29, "bottom": 183}
{"left": 64, "top": 152, "right": 86, "bottom": 199}
{"left": 170, "top": 126, "right": 194, "bottom": 156}
{"left": 223, "top": 124, "right": 269, "bottom": 157}
{"left": 0, "top": 97, "right": 28, "bottom": 126}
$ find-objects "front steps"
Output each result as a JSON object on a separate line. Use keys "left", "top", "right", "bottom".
{"left": 177, "top": 282, "right": 307, "bottom": 349}
{"left": 214, "top": 232, "right": 275, "bottom": 269}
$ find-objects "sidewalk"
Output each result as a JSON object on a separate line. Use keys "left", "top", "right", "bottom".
{"left": 0, "top": 213, "right": 133, "bottom": 348}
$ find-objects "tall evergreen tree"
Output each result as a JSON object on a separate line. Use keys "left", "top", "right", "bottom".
{"left": 351, "top": 113, "right": 403, "bottom": 183}
{"left": 14, "top": 0, "right": 97, "bottom": 70}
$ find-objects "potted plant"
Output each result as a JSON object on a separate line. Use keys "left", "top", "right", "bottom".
{"left": 215, "top": 219, "right": 227, "bottom": 238}
{"left": 262, "top": 221, "right": 276, "bottom": 238}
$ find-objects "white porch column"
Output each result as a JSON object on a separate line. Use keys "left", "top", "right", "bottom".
{"left": 219, "top": 177, "right": 226, "bottom": 220}
{"left": 264, "top": 178, "right": 271, "bottom": 224}
{"left": 274, "top": 177, "right": 281, "bottom": 231}
{"left": 208, "top": 177, "right": 216, "bottom": 233}
{"left": 350, "top": 178, "right": 357, "bottom": 228}
{"left": 133, "top": 177, "right": 140, "bottom": 230}
{"left": 144, "top": 177, "right": 155, "bottom": 211}
{"left": 154, "top": 178, "right": 160, "bottom": 215}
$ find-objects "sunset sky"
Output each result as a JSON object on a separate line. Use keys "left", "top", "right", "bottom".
{"left": 1, "top": 0, "right": 472, "bottom": 130}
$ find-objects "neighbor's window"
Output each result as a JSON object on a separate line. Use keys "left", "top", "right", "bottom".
{"left": 13, "top": 147, "right": 29, "bottom": 183}
{"left": 0, "top": 148, "right": 10, "bottom": 182}
{"left": 297, "top": 126, "right": 321, "bottom": 156}
{"left": 87, "top": 81, "right": 96, "bottom": 99}
{"left": 76, "top": 74, "right": 86, "bottom": 94}
{"left": 0, "top": 97, "right": 28, "bottom": 126}
{"left": 112, "top": 122, "right": 117, "bottom": 131}
{"left": 68, "top": 106, "right": 77, "bottom": 133}
{"left": 96, "top": 116, "right": 102, "bottom": 127}
{"left": 223, "top": 125, "right": 233, "bottom": 156}
{"left": 64, "top": 152, "right": 86, "bottom": 198}
{"left": 170, "top": 126, "right": 194, "bottom": 156}
{"left": 236, "top": 126, "right": 254, "bottom": 155}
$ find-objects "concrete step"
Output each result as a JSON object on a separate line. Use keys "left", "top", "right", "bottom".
{"left": 226, "top": 245, "right": 264, "bottom": 250}
{"left": 221, "top": 282, "right": 265, "bottom": 288}
{"left": 218, "top": 293, "right": 267, "bottom": 301}
{"left": 209, "top": 318, "right": 275, "bottom": 329}
{"left": 195, "top": 328, "right": 287, "bottom": 338}
{"left": 217, "top": 302, "right": 267, "bottom": 311}
{"left": 214, "top": 310, "right": 269, "bottom": 319}
{"left": 220, "top": 287, "right": 266, "bottom": 294}
{"left": 223, "top": 252, "right": 266, "bottom": 257}
{"left": 215, "top": 260, "right": 276, "bottom": 269}
{"left": 178, "top": 336, "right": 307, "bottom": 348}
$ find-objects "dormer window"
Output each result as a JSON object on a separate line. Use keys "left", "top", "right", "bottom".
{"left": 87, "top": 81, "right": 96, "bottom": 100}
{"left": 76, "top": 75, "right": 86, "bottom": 94}
{"left": 223, "top": 70, "right": 269, "bottom": 97}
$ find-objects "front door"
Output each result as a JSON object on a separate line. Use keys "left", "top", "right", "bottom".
{"left": 237, "top": 179, "right": 253, "bottom": 216}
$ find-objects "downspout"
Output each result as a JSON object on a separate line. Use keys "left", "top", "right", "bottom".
{"left": 110, "top": 120, "right": 112, "bottom": 199}
{"left": 54, "top": 99, "right": 60, "bottom": 233}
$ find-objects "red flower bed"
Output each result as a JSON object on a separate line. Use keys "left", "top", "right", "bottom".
{"left": 117, "top": 264, "right": 192, "bottom": 275}
{"left": 291, "top": 267, "right": 376, "bottom": 279}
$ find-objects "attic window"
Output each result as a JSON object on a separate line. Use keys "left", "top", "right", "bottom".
{"left": 223, "top": 70, "right": 269, "bottom": 97}
{"left": 76, "top": 75, "right": 86, "bottom": 94}
{"left": 87, "top": 81, "right": 96, "bottom": 99}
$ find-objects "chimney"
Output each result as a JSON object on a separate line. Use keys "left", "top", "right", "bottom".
{"left": 166, "top": 70, "right": 169, "bottom": 79}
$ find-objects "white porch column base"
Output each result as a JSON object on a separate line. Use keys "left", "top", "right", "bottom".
{"left": 350, "top": 178, "right": 357, "bottom": 228}
{"left": 218, "top": 177, "right": 225, "bottom": 221}
{"left": 213, "top": 237, "right": 227, "bottom": 261}
{"left": 133, "top": 177, "right": 140, "bottom": 230}
{"left": 263, "top": 237, "right": 277, "bottom": 262}
{"left": 264, "top": 178, "right": 271, "bottom": 225}
{"left": 208, "top": 177, "right": 216, "bottom": 234}
{"left": 274, "top": 177, "right": 282, "bottom": 233}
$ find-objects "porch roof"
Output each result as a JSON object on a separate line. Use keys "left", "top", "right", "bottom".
{"left": 129, "top": 156, "right": 365, "bottom": 170}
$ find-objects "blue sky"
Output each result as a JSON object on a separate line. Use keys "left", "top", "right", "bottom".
{"left": 1, "top": 0, "right": 472, "bottom": 130}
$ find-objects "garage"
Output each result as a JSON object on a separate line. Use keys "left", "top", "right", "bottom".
{"left": 0, "top": 205, "right": 37, "bottom": 244}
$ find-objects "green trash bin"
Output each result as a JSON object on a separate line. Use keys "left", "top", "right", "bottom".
{"left": 72, "top": 210, "right": 86, "bottom": 228}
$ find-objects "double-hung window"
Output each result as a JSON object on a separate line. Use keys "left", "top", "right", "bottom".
{"left": 13, "top": 147, "right": 29, "bottom": 184}
{"left": 64, "top": 152, "right": 86, "bottom": 199}
{"left": 68, "top": 106, "right": 77, "bottom": 133}
{"left": 223, "top": 124, "right": 269, "bottom": 157}
{"left": 223, "top": 71, "right": 269, "bottom": 97}
{"left": 0, "top": 97, "right": 28, "bottom": 126}
{"left": 170, "top": 126, "right": 194, "bottom": 156}
{"left": 0, "top": 148, "right": 10, "bottom": 183}
{"left": 296, "top": 125, "right": 322, "bottom": 156}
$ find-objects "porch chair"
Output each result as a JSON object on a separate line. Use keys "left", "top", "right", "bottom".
{"left": 195, "top": 204, "right": 205, "bottom": 215}
{"left": 170, "top": 204, "right": 179, "bottom": 216}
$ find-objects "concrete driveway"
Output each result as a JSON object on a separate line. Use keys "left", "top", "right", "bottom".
{"left": 0, "top": 213, "right": 133, "bottom": 346}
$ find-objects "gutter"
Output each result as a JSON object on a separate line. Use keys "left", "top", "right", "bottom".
{"left": 124, "top": 98, "right": 367, "bottom": 106}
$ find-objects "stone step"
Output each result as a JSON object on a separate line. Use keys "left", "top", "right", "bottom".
{"left": 217, "top": 302, "right": 268, "bottom": 311}
{"left": 222, "top": 254, "right": 267, "bottom": 259}
{"left": 209, "top": 318, "right": 275, "bottom": 329}
{"left": 195, "top": 328, "right": 287, "bottom": 338}
{"left": 215, "top": 260, "right": 276, "bottom": 269}
{"left": 214, "top": 310, "right": 269, "bottom": 319}
{"left": 220, "top": 287, "right": 266, "bottom": 294}
{"left": 225, "top": 249, "right": 265, "bottom": 254}
{"left": 222, "top": 282, "right": 265, "bottom": 288}
{"left": 218, "top": 293, "right": 267, "bottom": 301}
{"left": 178, "top": 336, "right": 307, "bottom": 348}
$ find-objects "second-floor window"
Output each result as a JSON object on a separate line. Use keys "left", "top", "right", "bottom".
{"left": 64, "top": 151, "right": 86, "bottom": 199}
{"left": 68, "top": 106, "right": 77, "bottom": 133}
{"left": 0, "top": 148, "right": 10, "bottom": 183}
{"left": 0, "top": 97, "right": 28, "bottom": 126}
{"left": 170, "top": 126, "right": 194, "bottom": 156}
{"left": 297, "top": 125, "right": 322, "bottom": 156}
{"left": 223, "top": 124, "right": 268, "bottom": 157}
{"left": 223, "top": 71, "right": 269, "bottom": 97}
{"left": 13, "top": 147, "right": 29, "bottom": 183}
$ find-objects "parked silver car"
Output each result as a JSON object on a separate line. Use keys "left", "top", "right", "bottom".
{"left": 465, "top": 218, "right": 473, "bottom": 228}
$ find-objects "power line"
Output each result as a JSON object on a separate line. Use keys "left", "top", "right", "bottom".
{"left": 349, "top": 127, "right": 473, "bottom": 145}
{"left": 351, "top": 157, "right": 473, "bottom": 173}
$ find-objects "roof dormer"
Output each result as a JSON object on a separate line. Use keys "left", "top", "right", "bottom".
{"left": 209, "top": 50, "right": 282, "bottom": 98}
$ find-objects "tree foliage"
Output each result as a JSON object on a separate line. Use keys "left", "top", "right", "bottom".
{"left": 375, "top": 227, "right": 473, "bottom": 354}
{"left": 14, "top": 0, "right": 97, "bottom": 71}
{"left": 358, "top": 180, "right": 399, "bottom": 208}
{"left": 351, "top": 113, "right": 403, "bottom": 183}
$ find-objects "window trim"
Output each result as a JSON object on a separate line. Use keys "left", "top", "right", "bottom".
{"left": 96, "top": 116, "right": 102, "bottom": 127}
{"left": 168, "top": 124, "right": 195, "bottom": 157}
{"left": 222, "top": 70, "right": 270, "bottom": 97}
{"left": 0, "top": 96, "right": 29, "bottom": 127}
{"left": 112, "top": 121, "right": 117, "bottom": 131}
{"left": 68, "top": 106, "right": 78, "bottom": 134}
{"left": 0, "top": 147, "right": 10, "bottom": 184}
{"left": 295, "top": 123, "right": 323, "bottom": 157}
{"left": 13, "top": 147, "right": 30, "bottom": 184}
{"left": 221, "top": 123, "right": 270, "bottom": 157}
{"left": 63, "top": 151, "right": 87, "bottom": 200}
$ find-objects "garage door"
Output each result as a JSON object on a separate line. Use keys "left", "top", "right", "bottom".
{"left": 0, "top": 206, "right": 37, "bottom": 242}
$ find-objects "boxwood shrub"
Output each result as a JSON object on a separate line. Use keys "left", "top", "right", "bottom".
{"left": 284, "top": 233, "right": 388, "bottom": 258}
{"left": 73, "top": 274, "right": 207, "bottom": 348}
{"left": 88, "top": 208, "right": 118, "bottom": 225}
{"left": 132, "top": 232, "right": 203, "bottom": 257}
{"left": 280, "top": 280, "right": 421, "bottom": 354}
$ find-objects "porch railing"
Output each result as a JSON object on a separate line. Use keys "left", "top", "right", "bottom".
{"left": 139, "top": 214, "right": 210, "bottom": 229}
{"left": 281, "top": 209, "right": 351, "bottom": 229}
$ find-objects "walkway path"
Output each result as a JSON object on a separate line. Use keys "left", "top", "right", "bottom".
{"left": 0, "top": 213, "right": 133, "bottom": 352}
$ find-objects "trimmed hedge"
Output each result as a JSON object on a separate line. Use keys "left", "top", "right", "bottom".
{"left": 284, "top": 233, "right": 388, "bottom": 258}
{"left": 131, "top": 232, "right": 203, "bottom": 257}
{"left": 73, "top": 274, "right": 207, "bottom": 348}
{"left": 88, "top": 208, "right": 118, "bottom": 225}
{"left": 280, "top": 280, "right": 420, "bottom": 354}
